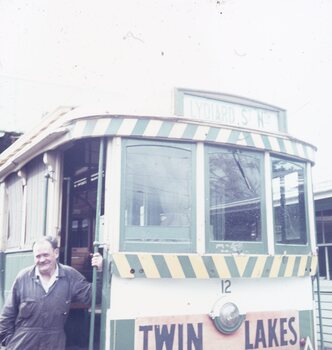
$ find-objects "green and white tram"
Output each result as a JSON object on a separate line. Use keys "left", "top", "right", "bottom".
{"left": 0, "top": 91, "right": 318, "bottom": 349}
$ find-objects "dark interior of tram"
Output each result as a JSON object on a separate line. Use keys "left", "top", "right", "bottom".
{"left": 60, "top": 138, "right": 104, "bottom": 349}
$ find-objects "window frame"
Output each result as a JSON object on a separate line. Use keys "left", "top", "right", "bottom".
{"left": 271, "top": 156, "right": 311, "bottom": 254}
{"left": 205, "top": 145, "right": 267, "bottom": 254}
{"left": 120, "top": 138, "right": 196, "bottom": 253}
{"left": 5, "top": 172, "right": 24, "bottom": 249}
{"left": 24, "top": 155, "right": 47, "bottom": 247}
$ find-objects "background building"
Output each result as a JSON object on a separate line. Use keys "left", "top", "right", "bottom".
{"left": 0, "top": 131, "right": 21, "bottom": 154}
{"left": 315, "top": 181, "right": 332, "bottom": 348}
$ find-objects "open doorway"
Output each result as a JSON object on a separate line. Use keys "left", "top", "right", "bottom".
{"left": 60, "top": 138, "right": 105, "bottom": 349}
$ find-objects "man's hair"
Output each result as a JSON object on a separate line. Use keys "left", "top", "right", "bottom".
{"left": 32, "top": 235, "right": 58, "bottom": 250}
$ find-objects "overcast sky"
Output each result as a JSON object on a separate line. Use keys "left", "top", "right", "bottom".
{"left": 0, "top": 0, "right": 331, "bottom": 187}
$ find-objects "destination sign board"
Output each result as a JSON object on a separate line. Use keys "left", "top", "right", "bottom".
{"left": 175, "top": 89, "right": 287, "bottom": 133}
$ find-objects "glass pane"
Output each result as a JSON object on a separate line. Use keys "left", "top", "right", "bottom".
{"left": 209, "top": 149, "right": 262, "bottom": 242}
{"left": 272, "top": 158, "right": 307, "bottom": 244}
{"left": 323, "top": 219, "right": 332, "bottom": 244}
{"left": 316, "top": 219, "right": 323, "bottom": 244}
{"left": 125, "top": 144, "right": 192, "bottom": 242}
{"left": 25, "top": 156, "right": 46, "bottom": 244}
{"left": 318, "top": 246, "right": 327, "bottom": 278}
{"left": 328, "top": 246, "right": 332, "bottom": 280}
{"left": 315, "top": 210, "right": 332, "bottom": 243}
{"left": 6, "top": 173, "right": 23, "bottom": 248}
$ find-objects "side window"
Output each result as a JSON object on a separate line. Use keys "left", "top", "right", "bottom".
{"left": 121, "top": 140, "right": 195, "bottom": 252}
{"left": 4, "top": 156, "right": 45, "bottom": 249}
{"left": 25, "top": 156, "right": 47, "bottom": 246}
{"left": 206, "top": 146, "right": 265, "bottom": 253}
{"left": 272, "top": 157, "right": 308, "bottom": 251}
{"left": 5, "top": 173, "right": 24, "bottom": 249}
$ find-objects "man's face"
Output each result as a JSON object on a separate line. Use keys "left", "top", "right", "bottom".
{"left": 33, "top": 241, "right": 59, "bottom": 277}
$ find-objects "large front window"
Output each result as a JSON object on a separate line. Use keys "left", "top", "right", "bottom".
{"left": 122, "top": 140, "right": 194, "bottom": 252}
{"left": 119, "top": 139, "right": 311, "bottom": 254}
{"left": 272, "top": 158, "right": 307, "bottom": 247}
{"left": 207, "top": 147, "right": 264, "bottom": 253}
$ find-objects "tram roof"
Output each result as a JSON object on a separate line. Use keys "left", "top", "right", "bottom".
{"left": 0, "top": 105, "right": 317, "bottom": 180}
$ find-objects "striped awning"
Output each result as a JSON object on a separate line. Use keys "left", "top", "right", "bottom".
{"left": 111, "top": 253, "right": 318, "bottom": 279}
{"left": 68, "top": 116, "right": 316, "bottom": 162}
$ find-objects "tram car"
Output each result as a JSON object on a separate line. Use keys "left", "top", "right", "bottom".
{"left": 0, "top": 90, "right": 317, "bottom": 349}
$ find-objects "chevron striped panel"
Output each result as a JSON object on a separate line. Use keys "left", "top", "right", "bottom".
{"left": 68, "top": 117, "right": 316, "bottom": 162}
{"left": 111, "top": 253, "right": 318, "bottom": 279}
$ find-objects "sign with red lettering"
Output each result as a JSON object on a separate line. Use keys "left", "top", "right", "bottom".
{"left": 135, "top": 311, "right": 299, "bottom": 350}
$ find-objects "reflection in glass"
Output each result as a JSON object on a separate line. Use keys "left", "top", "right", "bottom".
{"left": 125, "top": 144, "right": 192, "bottom": 243}
{"left": 272, "top": 158, "right": 307, "bottom": 244}
{"left": 209, "top": 149, "right": 262, "bottom": 242}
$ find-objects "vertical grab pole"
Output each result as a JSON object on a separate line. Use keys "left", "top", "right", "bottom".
{"left": 89, "top": 138, "right": 105, "bottom": 350}
{"left": 63, "top": 177, "right": 71, "bottom": 265}
{"left": 42, "top": 172, "right": 50, "bottom": 236}
{"left": 315, "top": 253, "right": 324, "bottom": 349}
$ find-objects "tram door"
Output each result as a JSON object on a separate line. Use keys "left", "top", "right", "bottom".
{"left": 60, "top": 138, "right": 104, "bottom": 349}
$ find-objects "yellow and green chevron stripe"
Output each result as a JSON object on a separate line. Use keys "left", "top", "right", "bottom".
{"left": 68, "top": 116, "right": 316, "bottom": 163}
{"left": 111, "top": 253, "right": 318, "bottom": 279}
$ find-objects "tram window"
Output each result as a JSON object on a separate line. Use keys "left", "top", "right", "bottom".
{"left": 25, "top": 156, "right": 46, "bottom": 246}
{"left": 71, "top": 219, "right": 89, "bottom": 247}
{"left": 272, "top": 158, "right": 307, "bottom": 246}
{"left": 207, "top": 147, "right": 264, "bottom": 253}
{"left": 5, "top": 173, "right": 23, "bottom": 248}
{"left": 5, "top": 156, "right": 46, "bottom": 249}
{"left": 121, "top": 140, "right": 194, "bottom": 252}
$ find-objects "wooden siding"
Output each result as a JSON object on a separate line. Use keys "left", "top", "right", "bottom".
{"left": 315, "top": 281, "right": 332, "bottom": 349}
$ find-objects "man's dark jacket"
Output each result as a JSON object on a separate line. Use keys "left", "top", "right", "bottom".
{"left": 0, "top": 263, "right": 100, "bottom": 350}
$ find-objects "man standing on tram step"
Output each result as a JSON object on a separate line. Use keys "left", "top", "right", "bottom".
{"left": 0, "top": 235, "right": 103, "bottom": 350}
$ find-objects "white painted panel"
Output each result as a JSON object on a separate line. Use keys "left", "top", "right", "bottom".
{"left": 109, "top": 276, "right": 313, "bottom": 320}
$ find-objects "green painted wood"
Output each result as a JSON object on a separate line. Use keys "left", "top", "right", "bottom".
{"left": 4, "top": 252, "right": 34, "bottom": 296}
{"left": 109, "top": 319, "right": 135, "bottom": 350}
{"left": 299, "top": 310, "right": 315, "bottom": 346}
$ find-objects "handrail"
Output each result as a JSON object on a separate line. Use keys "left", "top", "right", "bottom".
{"left": 315, "top": 264, "right": 324, "bottom": 349}
{"left": 88, "top": 137, "right": 105, "bottom": 350}
{"left": 63, "top": 177, "right": 71, "bottom": 265}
